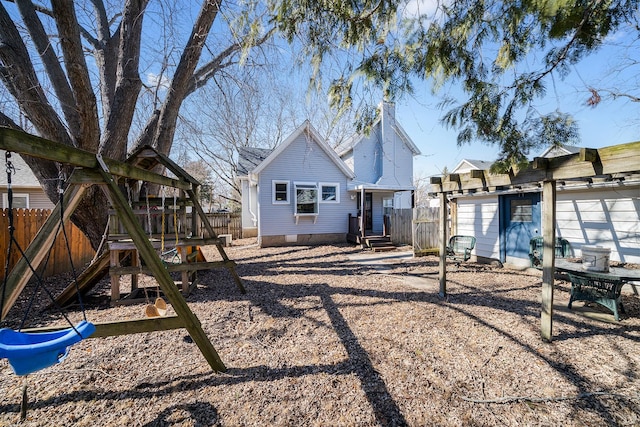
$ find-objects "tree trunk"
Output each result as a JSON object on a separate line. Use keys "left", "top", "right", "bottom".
{"left": 70, "top": 187, "right": 110, "bottom": 252}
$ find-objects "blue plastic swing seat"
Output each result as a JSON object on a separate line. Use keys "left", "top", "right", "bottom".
{"left": 0, "top": 320, "right": 95, "bottom": 376}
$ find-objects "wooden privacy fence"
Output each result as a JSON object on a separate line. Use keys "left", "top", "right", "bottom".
{"left": 0, "top": 208, "right": 94, "bottom": 281}
{"left": 198, "top": 213, "right": 241, "bottom": 240}
{"left": 388, "top": 207, "right": 441, "bottom": 252}
{"left": 388, "top": 208, "right": 413, "bottom": 246}
{"left": 411, "top": 207, "right": 440, "bottom": 256}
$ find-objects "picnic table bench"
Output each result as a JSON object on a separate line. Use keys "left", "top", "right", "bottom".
{"left": 556, "top": 259, "right": 640, "bottom": 321}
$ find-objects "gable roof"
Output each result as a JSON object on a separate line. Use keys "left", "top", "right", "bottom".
{"left": 452, "top": 145, "right": 584, "bottom": 175}
{"left": 539, "top": 145, "right": 581, "bottom": 158}
{"left": 0, "top": 150, "right": 41, "bottom": 188}
{"left": 452, "top": 159, "right": 494, "bottom": 174}
{"left": 251, "top": 121, "right": 355, "bottom": 179}
{"left": 237, "top": 147, "right": 273, "bottom": 177}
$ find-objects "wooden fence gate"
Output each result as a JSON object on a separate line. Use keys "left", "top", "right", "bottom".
{"left": 387, "top": 207, "right": 441, "bottom": 255}
{"left": 412, "top": 207, "right": 440, "bottom": 256}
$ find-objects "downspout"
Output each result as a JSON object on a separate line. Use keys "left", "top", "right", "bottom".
{"left": 360, "top": 187, "right": 365, "bottom": 245}
{"left": 248, "top": 173, "right": 257, "bottom": 227}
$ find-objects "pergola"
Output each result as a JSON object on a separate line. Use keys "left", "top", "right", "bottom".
{"left": 429, "top": 141, "right": 640, "bottom": 341}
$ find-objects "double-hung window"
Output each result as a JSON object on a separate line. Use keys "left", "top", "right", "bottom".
{"left": 320, "top": 182, "right": 339, "bottom": 203}
{"left": 272, "top": 180, "right": 289, "bottom": 204}
{"left": 294, "top": 182, "right": 318, "bottom": 215}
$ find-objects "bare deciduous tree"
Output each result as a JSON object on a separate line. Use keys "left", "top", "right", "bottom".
{"left": 0, "top": 0, "right": 273, "bottom": 248}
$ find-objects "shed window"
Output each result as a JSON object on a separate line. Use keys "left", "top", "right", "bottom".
{"left": 510, "top": 199, "right": 532, "bottom": 222}
{"left": 294, "top": 182, "right": 318, "bottom": 215}
{"left": 272, "top": 180, "right": 289, "bottom": 204}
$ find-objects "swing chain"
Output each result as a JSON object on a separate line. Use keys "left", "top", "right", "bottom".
{"left": 4, "top": 152, "right": 15, "bottom": 233}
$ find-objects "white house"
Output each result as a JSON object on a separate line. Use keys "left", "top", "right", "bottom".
{"left": 237, "top": 102, "right": 421, "bottom": 247}
{"left": 449, "top": 146, "right": 640, "bottom": 267}
{"left": 0, "top": 150, "right": 55, "bottom": 210}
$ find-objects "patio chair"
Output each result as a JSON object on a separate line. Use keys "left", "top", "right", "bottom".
{"left": 446, "top": 235, "right": 476, "bottom": 264}
{"left": 529, "top": 236, "right": 571, "bottom": 268}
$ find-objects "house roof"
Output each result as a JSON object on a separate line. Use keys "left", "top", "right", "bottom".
{"left": 250, "top": 121, "right": 355, "bottom": 179}
{"left": 538, "top": 145, "right": 581, "bottom": 158}
{"left": 0, "top": 150, "right": 41, "bottom": 188}
{"left": 452, "top": 145, "right": 584, "bottom": 175}
{"left": 237, "top": 147, "right": 273, "bottom": 177}
{"left": 452, "top": 159, "right": 494, "bottom": 174}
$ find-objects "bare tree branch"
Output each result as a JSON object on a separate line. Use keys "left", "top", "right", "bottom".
{"left": 15, "top": 0, "right": 81, "bottom": 140}
{"left": 187, "top": 27, "right": 277, "bottom": 96}
{"left": 89, "top": 0, "right": 119, "bottom": 120}
{"left": 0, "top": 3, "right": 71, "bottom": 146}
{"left": 0, "top": 109, "right": 22, "bottom": 130}
{"left": 134, "top": 0, "right": 222, "bottom": 156}
{"left": 51, "top": 0, "right": 100, "bottom": 150}
{"left": 100, "top": 0, "right": 148, "bottom": 160}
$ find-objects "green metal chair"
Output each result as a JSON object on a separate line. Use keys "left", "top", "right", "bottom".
{"left": 446, "top": 235, "right": 476, "bottom": 263}
{"left": 529, "top": 236, "right": 571, "bottom": 268}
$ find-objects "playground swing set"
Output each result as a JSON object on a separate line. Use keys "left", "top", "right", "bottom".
{"left": 0, "top": 127, "right": 244, "bottom": 379}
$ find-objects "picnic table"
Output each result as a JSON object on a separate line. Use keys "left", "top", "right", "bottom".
{"left": 555, "top": 259, "right": 640, "bottom": 321}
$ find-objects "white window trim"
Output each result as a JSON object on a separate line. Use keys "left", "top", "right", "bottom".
{"left": 272, "top": 180, "right": 290, "bottom": 204}
{"left": 2, "top": 192, "right": 29, "bottom": 209}
{"left": 319, "top": 182, "right": 340, "bottom": 203}
{"left": 293, "top": 181, "right": 319, "bottom": 218}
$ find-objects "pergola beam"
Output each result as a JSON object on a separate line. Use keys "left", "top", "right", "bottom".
{"left": 430, "top": 141, "right": 640, "bottom": 194}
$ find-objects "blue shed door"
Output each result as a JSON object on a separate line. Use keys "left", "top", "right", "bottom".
{"left": 499, "top": 193, "right": 541, "bottom": 262}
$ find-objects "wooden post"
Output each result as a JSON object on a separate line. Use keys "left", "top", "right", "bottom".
{"left": 191, "top": 184, "right": 200, "bottom": 237}
{"left": 110, "top": 249, "right": 121, "bottom": 302}
{"left": 97, "top": 161, "right": 227, "bottom": 372}
{"left": 541, "top": 180, "right": 557, "bottom": 342}
{"left": 438, "top": 192, "right": 448, "bottom": 297}
{"left": 187, "top": 188, "right": 246, "bottom": 294}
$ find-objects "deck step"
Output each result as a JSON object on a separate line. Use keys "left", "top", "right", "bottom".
{"left": 365, "top": 236, "right": 396, "bottom": 252}
{"left": 371, "top": 245, "right": 397, "bottom": 252}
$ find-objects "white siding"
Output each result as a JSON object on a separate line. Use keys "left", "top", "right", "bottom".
{"left": 392, "top": 138, "right": 414, "bottom": 187}
{"left": 455, "top": 196, "right": 500, "bottom": 260}
{"left": 394, "top": 191, "right": 412, "bottom": 210}
{"left": 554, "top": 184, "right": 640, "bottom": 263}
{"left": 257, "top": 132, "right": 356, "bottom": 237}
{"left": 28, "top": 191, "right": 55, "bottom": 209}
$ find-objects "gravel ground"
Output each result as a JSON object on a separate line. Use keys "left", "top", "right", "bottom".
{"left": 1, "top": 239, "right": 639, "bottom": 426}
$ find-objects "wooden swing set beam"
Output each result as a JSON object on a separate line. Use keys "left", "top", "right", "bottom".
{"left": 23, "top": 315, "right": 185, "bottom": 337}
{"left": 0, "top": 128, "right": 191, "bottom": 190}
